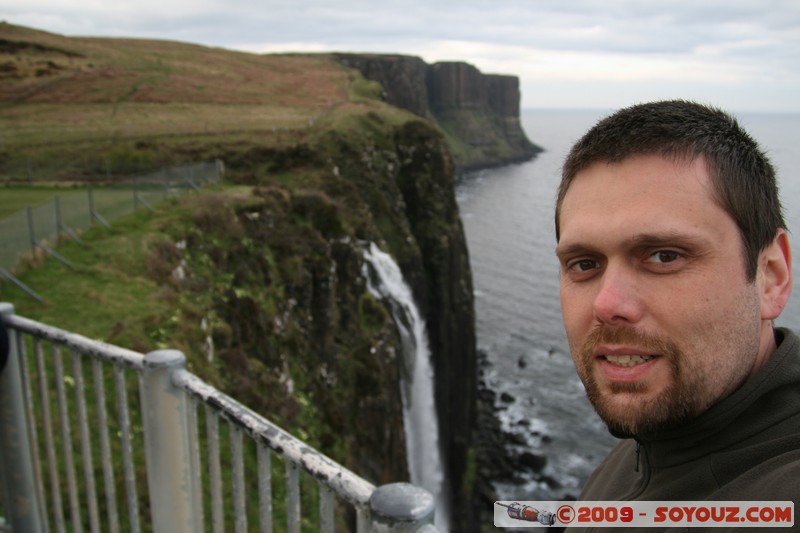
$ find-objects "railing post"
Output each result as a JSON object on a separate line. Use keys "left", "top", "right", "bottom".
{"left": 0, "top": 302, "right": 47, "bottom": 532}
{"left": 368, "top": 483, "right": 439, "bottom": 532}
{"left": 140, "top": 349, "right": 201, "bottom": 533}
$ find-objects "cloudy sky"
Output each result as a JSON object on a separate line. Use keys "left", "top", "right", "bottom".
{"left": 3, "top": 0, "right": 799, "bottom": 112}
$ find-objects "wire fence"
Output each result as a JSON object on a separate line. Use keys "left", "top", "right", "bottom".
{"left": 0, "top": 161, "right": 224, "bottom": 279}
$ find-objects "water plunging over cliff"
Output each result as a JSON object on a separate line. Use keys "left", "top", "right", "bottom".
{"left": 362, "top": 242, "right": 451, "bottom": 531}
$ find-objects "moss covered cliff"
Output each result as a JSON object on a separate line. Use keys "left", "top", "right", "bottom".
{"left": 158, "top": 116, "right": 450, "bottom": 486}
{"left": 211, "top": 102, "right": 479, "bottom": 524}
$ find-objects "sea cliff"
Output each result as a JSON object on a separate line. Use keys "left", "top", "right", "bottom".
{"left": 335, "top": 54, "right": 542, "bottom": 173}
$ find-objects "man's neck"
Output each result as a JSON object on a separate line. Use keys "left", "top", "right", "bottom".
{"left": 751, "top": 323, "right": 780, "bottom": 377}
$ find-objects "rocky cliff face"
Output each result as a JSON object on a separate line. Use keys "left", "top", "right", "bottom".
{"left": 336, "top": 54, "right": 431, "bottom": 118}
{"left": 335, "top": 54, "right": 541, "bottom": 172}
{"left": 169, "top": 105, "right": 479, "bottom": 530}
{"left": 314, "top": 112, "right": 478, "bottom": 528}
{"left": 392, "top": 120, "right": 477, "bottom": 527}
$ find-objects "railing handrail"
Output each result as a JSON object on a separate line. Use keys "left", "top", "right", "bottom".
{"left": 5, "top": 314, "right": 144, "bottom": 369}
{"left": 0, "top": 305, "right": 440, "bottom": 532}
{"left": 4, "top": 313, "right": 377, "bottom": 507}
{"left": 174, "top": 369, "right": 377, "bottom": 507}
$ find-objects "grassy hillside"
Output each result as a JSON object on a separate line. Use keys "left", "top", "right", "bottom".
{"left": 0, "top": 21, "right": 364, "bottom": 182}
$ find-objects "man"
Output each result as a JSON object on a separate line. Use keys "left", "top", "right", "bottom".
{"left": 554, "top": 101, "right": 799, "bottom": 511}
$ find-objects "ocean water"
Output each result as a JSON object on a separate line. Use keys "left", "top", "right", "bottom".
{"left": 456, "top": 108, "right": 800, "bottom": 500}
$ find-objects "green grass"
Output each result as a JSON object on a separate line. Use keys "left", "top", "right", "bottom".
{"left": 0, "top": 171, "right": 220, "bottom": 269}
{"left": 0, "top": 185, "right": 162, "bottom": 223}
{"left": 2, "top": 206, "right": 176, "bottom": 343}
{"left": 1, "top": 103, "right": 318, "bottom": 148}
{"left": 0, "top": 186, "right": 78, "bottom": 218}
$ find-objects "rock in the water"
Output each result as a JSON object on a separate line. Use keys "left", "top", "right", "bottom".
{"left": 518, "top": 452, "right": 547, "bottom": 473}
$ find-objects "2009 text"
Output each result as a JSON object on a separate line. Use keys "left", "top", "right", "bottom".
{"left": 576, "top": 505, "right": 633, "bottom": 523}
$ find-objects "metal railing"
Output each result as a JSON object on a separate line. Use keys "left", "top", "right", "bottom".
{"left": 0, "top": 302, "right": 439, "bottom": 532}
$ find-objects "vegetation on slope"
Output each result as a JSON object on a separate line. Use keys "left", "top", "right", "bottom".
{"left": 1, "top": 18, "right": 409, "bottom": 454}
{"left": 1, "top": 22, "right": 483, "bottom": 530}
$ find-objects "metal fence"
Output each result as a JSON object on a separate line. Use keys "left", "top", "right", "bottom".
{"left": 0, "top": 302, "right": 439, "bottom": 532}
{"left": 0, "top": 161, "right": 224, "bottom": 275}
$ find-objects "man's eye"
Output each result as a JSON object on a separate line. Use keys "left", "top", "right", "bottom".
{"left": 648, "top": 250, "right": 681, "bottom": 264}
{"left": 568, "top": 259, "right": 599, "bottom": 272}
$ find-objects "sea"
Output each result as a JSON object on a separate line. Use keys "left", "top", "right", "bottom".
{"left": 456, "top": 108, "right": 800, "bottom": 501}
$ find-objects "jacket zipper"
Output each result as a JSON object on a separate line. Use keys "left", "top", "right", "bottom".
{"left": 624, "top": 439, "right": 649, "bottom": 500}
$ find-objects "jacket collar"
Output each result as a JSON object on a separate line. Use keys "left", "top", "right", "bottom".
{"left": 627, "top": 328, "right": 800, "bottom": 469}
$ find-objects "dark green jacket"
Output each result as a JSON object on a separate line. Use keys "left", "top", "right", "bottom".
{"left": 572, "top": 327, "right": 800, "bottom": 531}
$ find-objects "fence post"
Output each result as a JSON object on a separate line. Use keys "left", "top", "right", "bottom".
{"left": 0, "top": 302, "right": 47, "bottom": 532}
{"left": 140, "top": 349, "right": 201, "bottom": 533}
{"left": 26, "top": 207, "right": 36, "bottom": 254}
{"left": 88, "top": 189, "right": 111, "bottom": 229}
{"left": 368, "top": 482, "right": 439, "bottom": 532}
{"left": 54, "top": 195, "right": 61, "bottom": 241}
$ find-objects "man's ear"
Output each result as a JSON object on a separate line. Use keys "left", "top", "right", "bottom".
{"left": 759, "top": 229, "right": 793, "bottom": 321}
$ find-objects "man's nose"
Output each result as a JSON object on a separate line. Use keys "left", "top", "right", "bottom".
{"left": 592, "top": 264, "right": 643, "bottom": 325}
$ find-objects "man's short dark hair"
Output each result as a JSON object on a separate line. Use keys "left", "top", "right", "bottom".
{"left": 555, "top": 100, "right": 785, "bottom": 281}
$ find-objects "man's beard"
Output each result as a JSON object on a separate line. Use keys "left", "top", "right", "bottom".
{"left": 575, "top": 325, "right": 709, "bottom": 438}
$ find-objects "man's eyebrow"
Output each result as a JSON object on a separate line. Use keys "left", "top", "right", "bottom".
{"left": 554, "top": 242, "right": 595, "bottom": 260}
{"left": 555, "top": 232, "right": 710, "bottom": 259}
{"left": 624, "top": 231, "right": 710, "bottom": 250}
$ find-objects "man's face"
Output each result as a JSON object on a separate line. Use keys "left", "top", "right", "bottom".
{"left": 556, "top": 154, "right": 764, "bottom": 436}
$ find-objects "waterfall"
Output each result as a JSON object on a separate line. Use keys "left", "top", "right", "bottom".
{"left": 362, "top": 242, "right": 451, "bottom": 531}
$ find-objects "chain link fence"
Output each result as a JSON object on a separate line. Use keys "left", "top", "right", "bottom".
{"left": 0, "top": 160, "right": 223, "bottom": 282}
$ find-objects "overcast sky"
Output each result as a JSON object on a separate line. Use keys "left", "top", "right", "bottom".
{"left": 3, "top": 1, "right": 799, "bottom": 113}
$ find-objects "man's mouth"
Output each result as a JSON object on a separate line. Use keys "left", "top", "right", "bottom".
{"left": 602, "top": 354, "right": 656, "bottom": 367}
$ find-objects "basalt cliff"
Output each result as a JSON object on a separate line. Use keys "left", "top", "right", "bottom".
{"left": 335, "top": 54, "right": 542, "bottom": 173}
